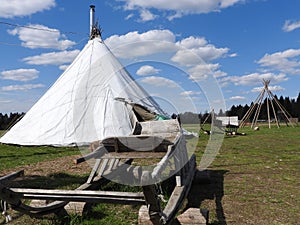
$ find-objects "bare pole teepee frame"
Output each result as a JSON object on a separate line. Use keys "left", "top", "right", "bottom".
{"left": 240, "top": 79, "right": 295, "bottom": 129}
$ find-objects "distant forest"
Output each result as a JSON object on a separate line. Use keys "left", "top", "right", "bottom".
{"left": 0, "top": 112, "right": 25, "bottom": 130}
{"left": 179, "top": 93, "right": 300, "bottom": 124}
{"left": 0, "top": 93, "right": 300, "bottom": 129}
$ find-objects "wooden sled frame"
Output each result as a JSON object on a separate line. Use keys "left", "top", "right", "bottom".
{"left": 0, "top": 119, "right": 197, "bottom": 225}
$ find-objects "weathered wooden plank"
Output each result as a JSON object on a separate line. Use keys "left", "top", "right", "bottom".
{"left": 139, "top": 119, "right": 180, "bottom": 135}
{"left": 112, "top": 159, "right": 120, "bottom": 170}
{"left": 10, "top": 188, "right": 144, "bottom": 198}
{"left": 8, "top": 188, "right": 145, "bottom": 205}
{"left": 163, "top": 155, "right": 196, "bottom": 224}
{"left": 94, "top": 158, "right": 109, "bottom": 180}
{"left": 87, "top": 158, "right": 102, "bottom": 184}
{"left": 0, "top": 170, "right": 24, "bottom": 182}
{"left": 102, "top": 135, "right": 172, "bottom": 152}
{"left": 151, "top": 148, "right": 173, "bottom": 179}
{"left": 101, "top": 152, "right": 166, "bottom": 159}
{"left": 151, "top": 133, "right": 183, "bottom": 180}
{"left": 25, "top": 195, "right": 145, "bottom": 205}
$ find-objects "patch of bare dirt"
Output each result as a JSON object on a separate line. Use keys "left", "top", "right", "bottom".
{"left": 0, "top": 155, "right": 91, "bottom": 178}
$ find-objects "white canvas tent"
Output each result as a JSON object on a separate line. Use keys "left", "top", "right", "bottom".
{"left": 0, "top": 16, "right": 164, "bottom": 146}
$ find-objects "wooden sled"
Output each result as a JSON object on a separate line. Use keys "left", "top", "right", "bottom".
{"left": 0, "top": 119, "right": 197, "bottom": 224}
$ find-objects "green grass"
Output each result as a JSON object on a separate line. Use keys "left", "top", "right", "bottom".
{"left": 194, "top": 125, "right": 300, "bottom": 225}
{"left": 0, "top": 143, "right": 79, "bottom": 171}
{"left": 0, "top": 126, "right": 300, "bottom": 224}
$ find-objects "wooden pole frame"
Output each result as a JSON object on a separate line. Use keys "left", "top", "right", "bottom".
{"left": 240, "top": 79, "right": 296, "bottom": 129}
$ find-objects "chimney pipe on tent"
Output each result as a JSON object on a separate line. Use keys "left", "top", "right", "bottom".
{"left": 90, "top": 5, "right": 95, "bottom": 36}
{"left": 89, "top": 5, "right": 102, "bottom": 40}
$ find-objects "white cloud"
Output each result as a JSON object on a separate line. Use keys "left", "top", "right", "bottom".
{"left": 22, "top": 50, "right": 80, "bottom": 65}
{"left": 105, "top": 30, "right": 230, "bottom": 66}
{"left": 220, "top": 0, "right": 242, "bottom": 8}
{"left": 172, "top": 36, "right": 229, "bottom": 66}
{"left": 0, "top": 0, "right": 55, "bottom": 18}
{"left": 59, "top": 65, "right": 69, "bottom": 71}
{"left": 251, "top": 85, "right": 285, "bottom": 93}
{"left": 220, "top": 72, "right": 288, "bottom": 86}
{"left": 8, "top": 24, "right": 75, "bottom": 50}
{"left": 230, "top": 96, "right": 246, "bottom": 101}
{"left": 139, "top": 9, "right": 157, "bottom": 21}
{"left": 105, "top": 30, "right": 230, "bottom": 81}
{"left": 188, "top": 63, "right": 227, "bottom": 81}
{"left": 1, "top": 69, "right": 39, "bottom": 81}
{"left": 229, "top": 53, "right": 238, "bottom": 57}
{"left": 176, "top": 36, "right": 207, "bottom": 49}
{"left": 258, "top": 49, "right": 300, "bottom": 75}
{"left": 136, "top": 65, "right": 160, "bottom": 75}
{"left": 283, "top": 20, "right": 300, "bottom": 32}
{"left": 1, "top": 84, "right": 45, "bottom": 91}
{"left": 180, "top": 90, "right": 201, "bottom": 96}
{"left": 105, "top": 29, "right": 176, "bottom": 58}
{"left": 125, "top": 13, "right": 134, "bottom": 20}
{"left": 120, "top": 0, "right": 244, "bottom": 20}
{"left": 140, "top": 76, "right": 178, "bottom": 87}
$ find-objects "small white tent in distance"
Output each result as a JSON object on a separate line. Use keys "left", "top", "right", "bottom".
{"left": 0, "top": 6, "right": 165, "bottom": 146}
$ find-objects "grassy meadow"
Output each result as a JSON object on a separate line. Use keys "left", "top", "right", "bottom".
{"left": 0, "top": 125, "right": 299, "bottom": 224}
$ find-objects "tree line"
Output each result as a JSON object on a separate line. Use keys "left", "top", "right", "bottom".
{"left": 0, "top": 112, "right": 25, "bottom": 130}
{"left": 179, "top": 92, "right": 300, "bottom": 124}
{"left": 0, "top": 93, "right": 299, "bottom": 129}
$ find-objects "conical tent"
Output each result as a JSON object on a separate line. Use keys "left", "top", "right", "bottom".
{"left": 239, "top": 79, "right": 295, "bottom": 129}
{"left": 0, "top": 35, "right": 164, "bottom": 146}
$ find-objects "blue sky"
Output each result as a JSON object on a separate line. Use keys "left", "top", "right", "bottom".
{"left": 0, "top": 0, "right": 300, "bottom": 114}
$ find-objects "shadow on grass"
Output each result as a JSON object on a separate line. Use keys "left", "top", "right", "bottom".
{"left": 5, "top": 172, "right": 87, "bottom": 189}
{"left": 186, "top": 170, "right": 229, "bottom": 225}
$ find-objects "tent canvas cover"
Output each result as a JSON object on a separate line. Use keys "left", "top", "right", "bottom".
{"left": 0, "top": 35, "right": 164, "bottom": 146}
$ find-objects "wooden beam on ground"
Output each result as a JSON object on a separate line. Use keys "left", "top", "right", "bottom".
{"left": 10, "top": 188, "right": 146, "bottom": 205}
{"left": 0, "top": 170, "right": 24, "bottom": 182}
